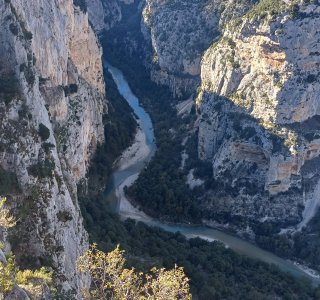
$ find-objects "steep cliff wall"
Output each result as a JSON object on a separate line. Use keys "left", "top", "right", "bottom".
{"left": 0, "top": 0, "right": 106, "bottom": 297}
{"left": 197, "top": 1, "right": 320, "bottom": 227}
{"left": 141, "top": 0, "right": 255, "bottom": 97}
{"left": 86, "top": 0, "right": 134, "bottom": 33}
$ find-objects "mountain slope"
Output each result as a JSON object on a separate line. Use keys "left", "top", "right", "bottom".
{"left": 0, "top": 0, "right": 106, "bottom": 296}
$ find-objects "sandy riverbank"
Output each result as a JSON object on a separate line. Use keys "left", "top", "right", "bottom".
{"left": 115, "top": 123, "right": 151, "bottom": 171}
{"left": 115, "top": 173, "right": 152, "bottom": 221}
{"left": 114, "top": 121, "right": 152, "bottom": 221}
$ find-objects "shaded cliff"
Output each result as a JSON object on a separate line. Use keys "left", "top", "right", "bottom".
{"left": 86, "top": 0, "right": 134, "bottom": 33}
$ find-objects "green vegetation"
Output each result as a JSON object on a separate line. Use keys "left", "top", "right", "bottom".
{"left": 63, "top": 84, "right": 78, "bottom": 96}
{"left": 0, "top": 197, "right": 54, "bottom": 298}
{"left": 80, "top": 204, "right": 319, "bottom": 299}
{"left": 0, "top": 73, "right": 20, "bottom": 104}
{"left": 254, "top": 211, "right": 320, "bottom": 274}
{"left": 42, "top": 142, "right": 55, "bottom": 154}
{"left": 16, "top": 267, "right": 54, "bottom": 297}
{"left": 0, "top": 253, "right": 16, "bottom": 294}
{"left": 9, "top": 23, "right": 18, "bottom": 36}
{"left": 0, "top": 167, "right": 20, "bottom": 195}
{"left": 38, "top": 123, "right": 50, "bottom": 141}
{"left": 244, "top": 0, "right": 310, "bottom": 20}
{"left": 103, "top": 2, "right": 202, "bottom": 222}
{"left": 27, "top": 159, "right": 55, "bottom": 179}
{"left": 57, "top": 211, "right": 73, "bottom": 223}
{"left": 246, "top": 0, "right": 290, "bottom": 19}
{"left": 20, "top": 62, "right": 35, "bottom": 86}
{"left": 76, "top": 3, "right": 320, "bottom": 299}
{"left": 77, "top": 244, "right": 191, "bottom": 300}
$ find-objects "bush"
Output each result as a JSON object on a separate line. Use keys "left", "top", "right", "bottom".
{"left": 9, "top": 23, "right": 18, "bottom": 36}
{"left": 38, "top": 123, "right": 50, "bottom": 141}
{"left": 0, "top": 73, "right": 20, "bottom": 104}
{"left": 0, "top": 254, "right": 16, "bottom": 294}
{"left": 57, "top": 211, "right": 73, "bottom": 222}
{"left": 42, "top": 142, "right": 55, "bottom": 154}
{"left": 77, "top": 244, "right": 191, "bottom": 300}
{"left": 63, "top": 84, "right": 78, "bottom": 96}
{"left": 0, "top": 167, "right": 20, "bottom": 195}
{"left": 28, "top": 159, "right": 55, "bottom": 179}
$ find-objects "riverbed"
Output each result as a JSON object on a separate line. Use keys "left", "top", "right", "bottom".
{"left": 105, "top": 62, "right": 320, "bottom": 286}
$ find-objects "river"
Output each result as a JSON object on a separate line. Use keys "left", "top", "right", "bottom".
{"left": 105, "top": 62, "right": 320, "bottom": 286}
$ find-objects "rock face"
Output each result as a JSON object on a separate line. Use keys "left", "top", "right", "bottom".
{"left": 197, "top": 2, "right": 320, "bottom": 226}
{"left": 99, "top": 0, "right": 253, "bottom": 96}
{"left": 86, "top": 0, "right": 134, "bottom": 33}
{"left": 141, "top": 0, "right": 254, "bottom": 96}
{"left": 0, "top": 0, "right": 106, "bottom": 297}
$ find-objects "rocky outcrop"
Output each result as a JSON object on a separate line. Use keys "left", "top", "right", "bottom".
{"left": 86, "top": 0, "right": 134, "bottom": 33}
{"left": 197, "top": 2, "right": 320, "bottom": 227}
{"left": 97, "top": 0, "right": 252, "bottom": 96}
{"left": 141, "top": 0, "right": 254, "bottom": 96}
{"left": 0, "top": 0, "right": 106, "bottom": 297}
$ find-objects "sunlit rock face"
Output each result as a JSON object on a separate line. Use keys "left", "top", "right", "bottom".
{"left": 197, "top": 2, "right": 320, "bottom": 226}
{"left": 0, "top": 0, "right": 106, "bottom": 296}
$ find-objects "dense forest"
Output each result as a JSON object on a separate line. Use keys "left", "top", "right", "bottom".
{"left": 80, "top": 194, "right": 319, "bottom": 299}
{"left": 99, "top": 0, "right": 320, "bottom": 278}
{"left": 76, "top": 3, "right": 320, "bottom": 299}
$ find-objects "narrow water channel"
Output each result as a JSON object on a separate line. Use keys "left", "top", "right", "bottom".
{"left": 104, "top": 62, "right": 320, "bottom": 286}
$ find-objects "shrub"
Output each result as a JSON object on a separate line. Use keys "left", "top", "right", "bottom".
{"left": 28, "top": 159, "right": 55, "bottom": 179}
{"left": 42, "top": 142, "right": 55, "bottom": 154}
{"left": 0, "top": 73, "right": 20, "bottom": 104}
{"left": 16, "top": 267, "right": 54, "bottom": 297}
{"left": 38, "top": 123, "right": 50, "bottom": 141}
{"left": 240, "top": 126, "right": 256, "bottom": 139}
{"left": 77, "top": 244, "right": 191, "bottom": 300}
{"left": 57, "top": 211, "right": 73, "bottom": 222}
{"left": 9, "top": 23, "right": 18, "bottom": 36}
{"left": 0, "top": 254, "right": 16, "bottom": 294}
{"left": 63, "top": 84, "right": 78, "bottom": 96}
{"left": 0, "top": 167, "right": 20, "bottom": 195}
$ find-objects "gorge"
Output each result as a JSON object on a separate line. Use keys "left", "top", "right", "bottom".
{"left": 106, "top": 61, "right": 320, "bottom": 285}
{"left": 1, "top": 0, "right": 320, "bottom": 299}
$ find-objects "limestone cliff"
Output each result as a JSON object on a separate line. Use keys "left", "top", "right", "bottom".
{"left": 0, "top": 0, "right": 106, "bottom": 297}
{"left": 141, "top": 0, "right": 255, "bottom": 96}
{"left": 86, "top": 0, "right": 134, "bottom": 33}
{"left": 197, "top": 1, "right": 320, "bottom": 227}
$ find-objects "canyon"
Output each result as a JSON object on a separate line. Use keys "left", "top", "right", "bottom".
{"left": 103, "top": 0, "right": 320, "bottom": 229}
{"left": 101, "top": 0, "right": 320, "bottom": 278}
{"left": 1, "top": 0, "right": 320, "bottom": 298}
